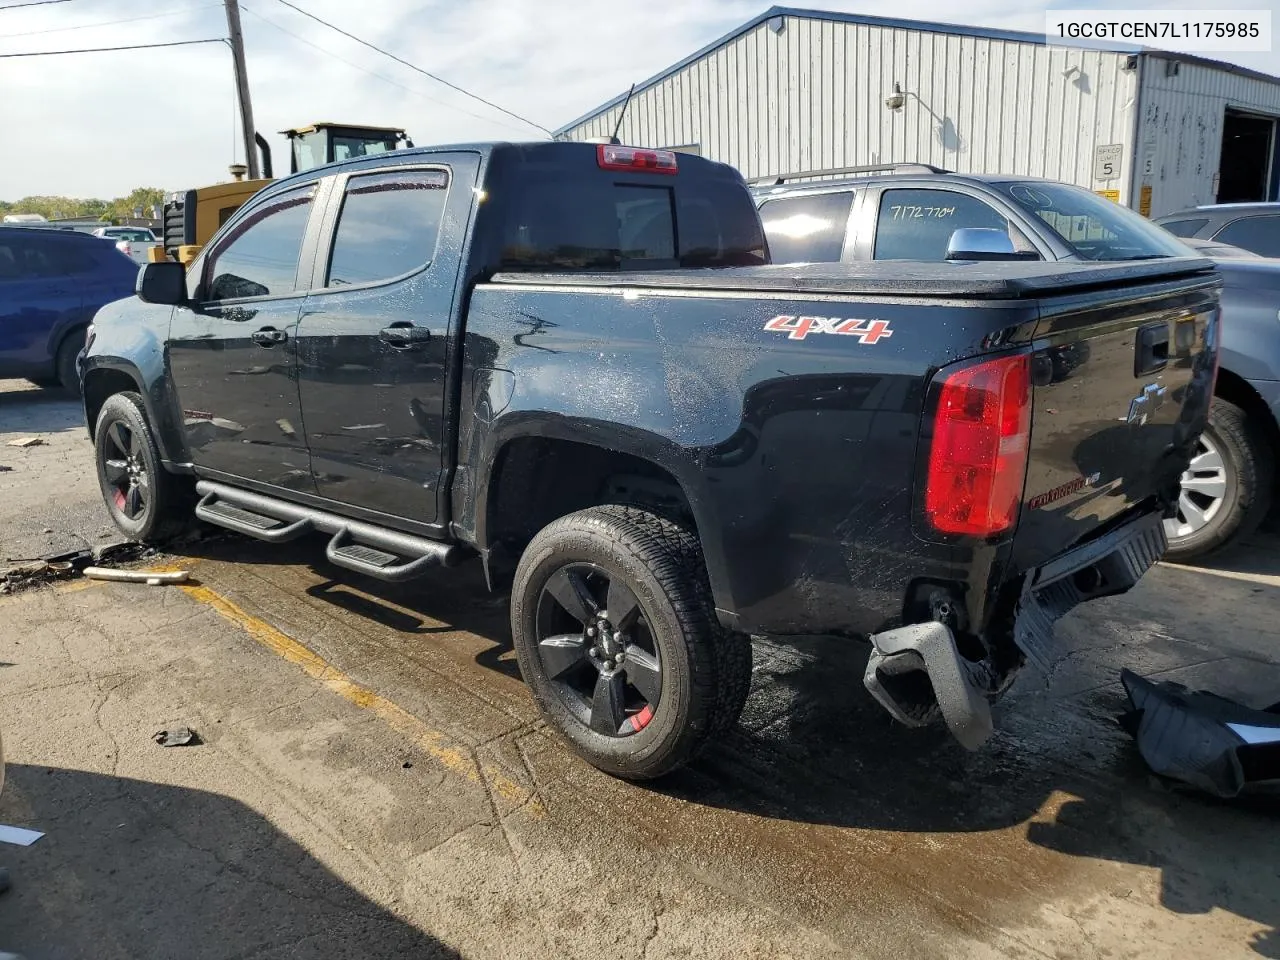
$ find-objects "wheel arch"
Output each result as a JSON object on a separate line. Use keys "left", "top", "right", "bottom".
{"left": 82, "top": 358, "right": 189, "bottom": 467}
{"left": 468, "top": 420, "right": 736, "bottom": 623}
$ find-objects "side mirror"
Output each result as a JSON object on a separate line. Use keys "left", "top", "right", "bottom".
{"left": 136, "top": 261, "right": 187, "bottom": 305}
{"left": 945, "top": 228, "right": 1039, "bottom": 261}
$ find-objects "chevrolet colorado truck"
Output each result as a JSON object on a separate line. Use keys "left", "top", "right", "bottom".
{"left": 80, "top": 142, "right": 1220, "bottom": 779}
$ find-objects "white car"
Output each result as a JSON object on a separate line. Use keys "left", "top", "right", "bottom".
{"left": 92, "top": 226, "right": 160, "bottom": 265}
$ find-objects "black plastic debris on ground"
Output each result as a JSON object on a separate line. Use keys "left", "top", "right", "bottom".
{"left": 152, "top": 727, "right": 200, "bottom": 748}
{"left": 1120, "top": 668, "right": 1280, "bottom": 798}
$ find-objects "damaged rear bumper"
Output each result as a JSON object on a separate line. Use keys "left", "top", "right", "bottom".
{"left": 864, "top": 510, "right": 1168, "bottom": 749}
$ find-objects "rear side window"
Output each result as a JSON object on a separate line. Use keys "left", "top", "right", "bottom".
{"left": 497, "top": 174, "right": 765, "bottom": 271}
{"left": 1159, "top": 217, "right": 1209, "bottom": 238}
{"left": 874, "top": 189, "right": 1011, "bottom": 261}
{"left": 759, "top": 192, "right": 853, "bottom": 263}
{"left": 206, "top": 185, "right": 314, "bottom": 301}
{"left": 0, "top": 235, "right": 94, "bottom": 278}
{"left": 326, "top": 169, "right": 449, "bottom": 287}
{"left": 1214, "top": 216, "right": 1280, "bottom": 258}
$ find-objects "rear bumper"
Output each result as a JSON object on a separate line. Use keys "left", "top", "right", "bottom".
{"left": 864, "top": 509, "right": 1166, "bottom": 748}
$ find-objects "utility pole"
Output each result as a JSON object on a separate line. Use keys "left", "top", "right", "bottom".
{"left": 224, "top": 0, "right": 260, "bottom": 180}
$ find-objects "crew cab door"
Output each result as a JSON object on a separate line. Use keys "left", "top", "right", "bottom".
{"left": 167, "top": 183, "right": 319, "bottom": 490}
{"left": 295, "top": 153, "right": 479, "bottom": 528}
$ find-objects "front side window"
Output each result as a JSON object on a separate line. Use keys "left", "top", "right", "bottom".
{"left": 1214, "top": 215, "right": 1280, "bottom": 258}
{"left": 759, "top": 192, "right": 853, "bottom": 263}
{"left": 997, "top": 181, "right": 1187, "bottom": 261}
{"left": 874, "top": 189, "right": 1014, "bottom": 261}
{"left": 327, "top": 169, "right": 449, "bottom": 287}
{"left": 206, "top": 186, "right": 314, "bottom": 301}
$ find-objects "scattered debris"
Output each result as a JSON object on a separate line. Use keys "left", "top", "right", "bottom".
{"left": 0, "top": 824, "right": 44, "bottom": 847}
{"left": 83, "top": 567, "right": 189, "bottom": 586}
{"left": 5, "top": 438, "right": 43, "bottom": 449}
{"left": 1, "top": 541, "right": 157, "bottom": 596}
{"left": 1120, "top": 668, "right": 1280, "bottom": 798}
{"left": 152, "top": 727, "right": 200, "bottom": 748}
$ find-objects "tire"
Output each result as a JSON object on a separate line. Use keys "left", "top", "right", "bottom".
{"left": 56, "top": 329, "right": 86, "bottom": 396}
{"left": 510, "top": 505, "right": 751, "bottom": 780}
{"left": 93, "top": 392, "right": 191, "bottom": 543}
{"left": 1163, "top": 397, "right": 1275, "bottom": 563}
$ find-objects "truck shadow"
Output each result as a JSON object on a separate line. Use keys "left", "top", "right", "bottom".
{"left": 168, "top": 532, "right": 1280, "bottom": 957}
{"left": 659, "top": 633, "right": 1280, "bottom": 958}
{"left": 0, "top": 764, "right": 461, "bottom": 960}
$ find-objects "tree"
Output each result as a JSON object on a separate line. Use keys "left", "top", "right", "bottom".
{"left": 1, "top": 187, "right": 164, "bottom": 222}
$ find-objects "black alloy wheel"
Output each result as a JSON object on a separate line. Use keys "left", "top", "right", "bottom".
{"left": 101, "top": 418, "right": 150, "bottom": 523}
{"left": 534, "top": 562, "right": 663, "bottom": 737}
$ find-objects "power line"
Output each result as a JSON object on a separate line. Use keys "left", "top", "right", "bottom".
{"left": 0, "top": 38, "right": 226, "bottom": 57}
{"left": 0, "top": 0, "right": 78, "bottom": 9}
{"left": 271, "top": 0, "right": 551, "bottom": 137}
{"left": 5, "top": 4, "right": 223, "bottom": 39}
{"left": 240, "top": 3, "right": 534, "bottom": 136}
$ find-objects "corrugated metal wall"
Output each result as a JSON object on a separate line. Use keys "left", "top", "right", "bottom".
{"left": 1135, "top": 57, "right": 1280, "bottom": 218}
{"left": 562, "top": 15, "right": 1138, "bottom": 201}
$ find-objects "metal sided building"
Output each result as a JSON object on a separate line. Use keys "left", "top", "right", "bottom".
{"left": 556, "top": 6, "right": 1280, "bottom": 219}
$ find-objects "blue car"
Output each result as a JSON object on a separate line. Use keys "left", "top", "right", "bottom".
{"left": 0, "top": 226, "right": 137, "bottom": 394}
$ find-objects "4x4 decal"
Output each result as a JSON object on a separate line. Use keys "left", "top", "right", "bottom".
{"left": 763, "top": 315, "right": 893, "bottom": 343}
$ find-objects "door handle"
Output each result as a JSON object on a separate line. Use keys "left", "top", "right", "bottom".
{"left": 251, "top": 327, "right": 288, "bottom": 347}
{"left": 1134, "top": 321, "right": 1169, "bottom": 376}
{"left": 379, "top": 324, "right": 431, "bottom": 351}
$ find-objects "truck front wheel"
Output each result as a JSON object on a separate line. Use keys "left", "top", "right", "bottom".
{"left": 510, "top": 505, "right": 751, "bottom": 780}
{"left": 94, "top": 392, "right": 192, "bottom": 543}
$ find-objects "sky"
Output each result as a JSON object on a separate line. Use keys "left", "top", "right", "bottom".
{"left": 2, "top": 0, "right": 1278, "bottom": 199}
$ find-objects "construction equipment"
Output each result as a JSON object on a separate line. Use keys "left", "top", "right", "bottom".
{"left": 153, "top": 122, "right": 413, "bottom": 265}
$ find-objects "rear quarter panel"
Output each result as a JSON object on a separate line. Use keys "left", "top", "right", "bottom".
{"left": 456, "top": 282, "right": 1039, "bottom": 637}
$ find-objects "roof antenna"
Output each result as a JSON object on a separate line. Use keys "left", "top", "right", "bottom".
{"left": 609, "top": 84, "right": 636, "bottom": 145}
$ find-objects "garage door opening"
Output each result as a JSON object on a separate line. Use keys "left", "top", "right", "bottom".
{"left": 1217, "top": 109, "right": 1275, "bottom": 203}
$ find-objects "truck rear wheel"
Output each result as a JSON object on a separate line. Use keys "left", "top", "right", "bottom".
{"left": 94, "top": 392, "right": 191, "bottom": 543}
{"left": 1163, "top": 397, "right": 1274, "bottom": 562}
{"left": 510, "top": 505, "right": 751, "bottom": 780}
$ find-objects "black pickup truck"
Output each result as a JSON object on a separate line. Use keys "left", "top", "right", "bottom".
{"left": 80, "top": 142, "right": 1220, "bottom": 779}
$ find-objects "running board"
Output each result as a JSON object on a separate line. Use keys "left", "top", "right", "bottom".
{"left": 195, "top": 481, "right": 460, "bottom": 582}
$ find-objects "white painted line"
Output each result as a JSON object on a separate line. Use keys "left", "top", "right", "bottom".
{"left": 0, "top": 824, "right": 44, "bottom": 846}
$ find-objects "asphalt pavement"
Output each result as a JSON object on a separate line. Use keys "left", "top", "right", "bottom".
{"left": 2, "top": 377, "right": 1279, "bottom": 960}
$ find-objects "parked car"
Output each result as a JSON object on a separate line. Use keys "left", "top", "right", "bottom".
{"left": 0, "top": 226, "right": 137, "bottom": 394}
{"left": 1156, "top": 249, "right": 1280, "bottom": 559}
{"left": 1179, "top": 237, "right": 1261, "bottom": 260}
{"left": 750, "top": 165, "right": 1249, "bottom": 559}
{"left": 82, "top": 142, "right": 1218, "bottom": 779}
{"left": 92, "top": 226, "right": 161, "bottom": 266}
{"left": 1154, "top": 203, "right": 1280, "bottom": 259}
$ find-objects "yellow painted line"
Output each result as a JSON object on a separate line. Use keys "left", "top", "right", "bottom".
{"left": 163, "top": 565, "right": 535, "bottom": 811}
{"left": 1158, "top": 560, "right": 1280, "bottom": 589}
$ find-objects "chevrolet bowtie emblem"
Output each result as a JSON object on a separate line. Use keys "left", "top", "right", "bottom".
{"left": 1126, "top": 382, "right": 1167, "bottom": 426}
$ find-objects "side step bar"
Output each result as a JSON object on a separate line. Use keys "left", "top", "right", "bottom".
{"left": 195, "top": 480, "right": 461, "bottom": 582}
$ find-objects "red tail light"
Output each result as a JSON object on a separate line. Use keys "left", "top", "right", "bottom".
{"left": 925, "top": 353, "right": 1032, "bottom": 537}
{"left": 597, "top": 144, "right": 678, "bottom": 175}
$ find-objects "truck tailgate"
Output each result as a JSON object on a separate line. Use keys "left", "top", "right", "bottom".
{"left": 1012, "top": 273, "right": 1220, "bottom": 572}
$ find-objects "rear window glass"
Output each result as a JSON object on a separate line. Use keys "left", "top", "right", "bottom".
{"left": 496, "top": 174, "right": 766, "bottom": 271}
{"left": 1159, "top": 217, "right": 1209, "bottom": 238}
{"left": 758, "top": 192, "right": 853, "bottom": 263}
{"left": 997, "top": 182, "right": 1187, "bottom": 261}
